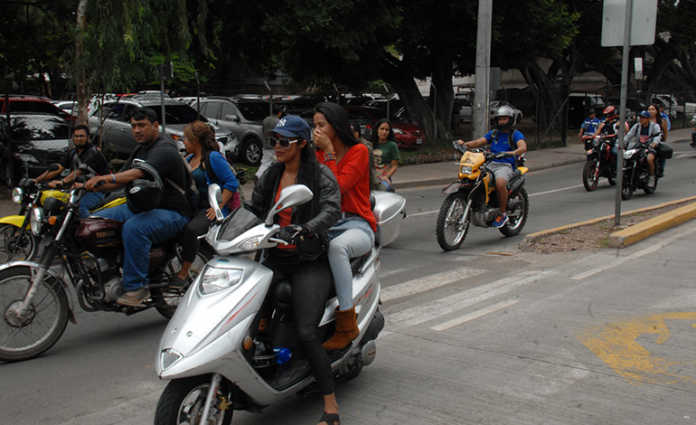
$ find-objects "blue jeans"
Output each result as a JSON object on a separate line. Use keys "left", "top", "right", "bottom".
{"left": 95, "top": 204, "right": 189, "bottom": 291}
{"left": 79, "top": 191, "right": 105, "bottom": 218}
{"left": 328, "top": 217, "right": 375, "bottom": 310}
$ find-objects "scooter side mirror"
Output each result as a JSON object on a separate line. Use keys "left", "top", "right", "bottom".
{"left": 208, "top": 184, "right": 225, "bottom": 222}
{"left": 265, "top": 184, "right": 314, "bottom": 227}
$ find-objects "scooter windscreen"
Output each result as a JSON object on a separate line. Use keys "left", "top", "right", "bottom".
{"left": 216, "top": 206, "right": 262, "bottom": 242}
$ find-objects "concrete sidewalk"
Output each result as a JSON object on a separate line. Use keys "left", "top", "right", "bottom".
{"left": 391, "top": 127, "right": 693, "bottom": 189}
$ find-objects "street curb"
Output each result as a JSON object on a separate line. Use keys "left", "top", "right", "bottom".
{"left": 392, "top": 157, "right": 586, "bottom": 189}
{"left": 608, "top": 201, "right": 696, "bottom": 248}
{"left": 523, "top": 194, "right": 696, "bottom": 245}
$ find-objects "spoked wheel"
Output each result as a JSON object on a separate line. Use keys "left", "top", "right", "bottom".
{"left": 154, "top": 247, "right": 212, "bottom": 319}
{"left": 0, "top": 224, "right": 37, "bottom": 263}
{"left": 0, "top": 266, "right": 69, "bottom": 362}
{"left": 582, "top": 160, "right": 600, "bottom": 191}
{"left": 500, "top": 188, "right": 529, "bottom": 237}
{"left": 155, "top": 376, "right": 234, "bottom": 425}
{"left": 242, "top": 138, "right": 262, "bottom": 166}
{"left": 436, "top": 193, "right": 471, "bottom": 251}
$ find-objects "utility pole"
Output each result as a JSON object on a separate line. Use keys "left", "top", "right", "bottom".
{"left": 473, "top": 0, "right": 493, "bottom": 138}
{"left": 614, "top": 0, "right": 633, "bottom": 227}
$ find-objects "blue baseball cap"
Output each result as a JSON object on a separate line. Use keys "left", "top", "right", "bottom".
{"left": 272, "top": 115, "right": 311, "bottom": 142}
{"left": 639, "top": 110, "right": 650, "bottom": 118}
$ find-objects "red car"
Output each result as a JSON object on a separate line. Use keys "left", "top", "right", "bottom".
{"left": 392, "top": 122, "right": 424, "bottom": 149}
{"left": 0, "top": 95, "right": 75, "bottom": 122}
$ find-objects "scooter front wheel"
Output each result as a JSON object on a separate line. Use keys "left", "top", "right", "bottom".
{"left": 155, "top": 376, "right": 234, "bottom": 425}
{"left": 0, "top": 266, "right": 69, "bottom": 362}
{"left": 436, "top": 193, "right": 470, "bottom": 251}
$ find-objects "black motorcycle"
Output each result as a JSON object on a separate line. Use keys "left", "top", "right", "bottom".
{"left": 621, "top": 143, "right": 660, "bottom": 200}
{"left": 0, "top": 187, "right": 211, "bottom": 361}
{"left": 582, "top": 133, "right": 617, "bottom": 191}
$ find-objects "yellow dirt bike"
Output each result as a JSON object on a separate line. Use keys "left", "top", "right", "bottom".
{"left": 1, "top": 177, "right": 125, "bottom": 262}
{"left": 436, "top": 142, "right": 529, "bottom": 251}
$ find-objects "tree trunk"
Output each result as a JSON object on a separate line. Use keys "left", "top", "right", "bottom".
{"left": 431, "top": 53, "right": 455, "bottom": 133}
{"left": 75, "top": 0, "right": 89, "bottom": 126}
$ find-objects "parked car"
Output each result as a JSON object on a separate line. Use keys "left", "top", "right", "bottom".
{"left": 651, "top": 94, "right": 679, "bottom": 119}
{"left": 1, "top": 95, "right": 74, "bottom": 122}
{"left": 1, "top": 114, "right": 71, "bottom": 186}
{"left": 187, "top": 97, "right": 264, "bottom": 165}
{"left": 88, "top": 95, "right": 234, "bottom": 163}
{"left": 53, "top": 100, "right": 78, "bottom": 116}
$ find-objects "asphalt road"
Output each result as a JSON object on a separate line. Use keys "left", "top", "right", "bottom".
{"left": 1, "top": 146, "right": 695, "bottom": 425}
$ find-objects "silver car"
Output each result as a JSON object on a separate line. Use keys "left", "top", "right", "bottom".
{"left": 186, "top": 97, "right": 264, "bottom": 166}
{"left": 88, "top": 95, "right": 233, "bottom": 161}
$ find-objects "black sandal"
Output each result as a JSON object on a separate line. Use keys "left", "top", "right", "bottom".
{"left": 319, "top": 411, "right": 340, "bottom": 425}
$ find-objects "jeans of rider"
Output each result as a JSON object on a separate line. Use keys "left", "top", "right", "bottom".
{"left": 78, "top": 191, "right": 105, "bottom": 218}
{"left": 265, "top": 257, "right": 335, "bottom": 395}
{"left": 181, "top": 210, "right": 212, "bottom": 263}
{"left": 328, "top": 217, "right": 375, "bottom": 311}
{"left": 95, "top": 204, "right": 188, "bottom": 291}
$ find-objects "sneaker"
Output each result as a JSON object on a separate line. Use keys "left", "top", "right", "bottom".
{"left": 648, "top": 175, "right": 657, "bottom": 188}
{"left": 169, "top": 275, "right": 188, "bottom": 289}
{"left": 492, "top": 213, "right": 509, "bottom": 228}
{"left": 116, "top": 287, "right": 150, "bottom": 307}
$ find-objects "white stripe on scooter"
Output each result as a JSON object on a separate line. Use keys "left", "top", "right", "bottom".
{"left": 407, "top": 184, "right": 582, "bottom": 218}
{"left": 381, "top": 267, "right": 486, "bottom": 303}
{"left": 431, "top": 298, "right": 519, "bottom": 331}
{"left": 388, "top": 270, "right": 553, "bottom": 329}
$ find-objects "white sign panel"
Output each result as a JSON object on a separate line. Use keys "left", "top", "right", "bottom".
{"left": 634, "top": 57, "right": 643, "bottom": 79}
{"left": 601, "top": 0, "right": 657, "bottom": 47}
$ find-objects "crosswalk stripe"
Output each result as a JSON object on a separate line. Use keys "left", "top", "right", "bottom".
{"left": 431, "top": 298, "right": 519, "bottom": 331}
{"left": 387, "top": 270, "right": 554, "bottom": 329}
{"left": 380, "top": 267, "right": 486, "bottom": 303}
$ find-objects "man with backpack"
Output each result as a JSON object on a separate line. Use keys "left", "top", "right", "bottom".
{"left": 457, "top": 105, "right": 527, "bottom": 228}
{"left": 84, "top": 107, "right": 194, "bottom": 307}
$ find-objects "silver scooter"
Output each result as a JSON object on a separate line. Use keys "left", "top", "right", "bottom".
{"left": 154, "top": 184, "right": 405, "bottom": 424}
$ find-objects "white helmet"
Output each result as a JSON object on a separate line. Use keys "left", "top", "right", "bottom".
{"left": 493, "top": 105, "right": 518, "bottom": 130}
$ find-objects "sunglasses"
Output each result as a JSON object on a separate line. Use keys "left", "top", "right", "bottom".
{"left": 271, "top": 134, "right": 299, "bottom": 148}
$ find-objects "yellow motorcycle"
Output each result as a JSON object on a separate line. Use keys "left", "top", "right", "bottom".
{"left": 436, "top": 142, "right": 529, "bottom": 251}
{"left": 1, "top": 178, "right": 125, "bottom": 262}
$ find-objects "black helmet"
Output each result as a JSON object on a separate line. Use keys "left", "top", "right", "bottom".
{"left": 126, "top": 159, "right": 163, "bottom": 213}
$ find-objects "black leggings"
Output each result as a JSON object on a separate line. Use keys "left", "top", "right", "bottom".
{"left": 181, "top": 210, "right": 210, "bottom": 262}
{"left": 266, "top": 256, "right": 335, "bottom": 395}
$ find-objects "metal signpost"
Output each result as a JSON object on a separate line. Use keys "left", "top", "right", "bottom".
{"left": 473, "top": 0, "right": 493, "bottom": 139}
{"left": 601, "top": 0, "right": 657, "bottom": 226}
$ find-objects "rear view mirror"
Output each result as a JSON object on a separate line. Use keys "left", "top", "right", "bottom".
{"left": 265, "top": 185, "right": 313, "bottom": 226}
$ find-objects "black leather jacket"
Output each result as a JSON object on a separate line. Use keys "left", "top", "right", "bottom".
{"left": 250, "top": 160, "right": 340, "bottom": 238}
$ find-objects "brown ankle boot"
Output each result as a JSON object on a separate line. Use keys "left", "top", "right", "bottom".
{"left": 323, "top": 307, "right": 359, "bottom": 351}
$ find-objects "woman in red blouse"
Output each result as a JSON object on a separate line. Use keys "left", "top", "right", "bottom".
{"left": 313, "top": 102, "right": 376, "bottom": 351}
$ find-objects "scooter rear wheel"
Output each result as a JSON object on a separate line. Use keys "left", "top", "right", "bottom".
{"left": 155, "top": 376, "right": 234, "bottom": 425}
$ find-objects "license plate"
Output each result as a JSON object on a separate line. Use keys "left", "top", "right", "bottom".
{"left": 416, "top": 138, "right": 423, "bottom": 144}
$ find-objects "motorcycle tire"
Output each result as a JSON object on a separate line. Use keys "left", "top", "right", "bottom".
{"left": 644, "top": 177, "right": 657, "bottom": 194}
{"left": 0, "top": 266, "right": 69, "bottom": 362}
{"left": 500, "top": 187, "right": 529, "bottom": 237}
{"left": 608, "top": 175, "right": 616, "bottom": 186}
{"left": 0, "top": 224, "right": 37, "bottom": 263}
{"left": 436, "top": 192, "right": 470, "bottom": 251}
{"left": 621, "top": 179, "right": 633, "bottom": 200}
{"left": 155, "top": 376, "right": 234, "bottom": 425}
{"left": 582, "top": 160, "right": 600, "bottom": 192}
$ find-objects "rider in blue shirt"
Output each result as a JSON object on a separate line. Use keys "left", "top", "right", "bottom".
{"left": 579, "top": 109, "right": 600, "bottom": 144}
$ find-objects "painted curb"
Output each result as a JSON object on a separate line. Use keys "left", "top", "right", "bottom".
{"left": 393, "top": 157, "right": 586, "bottom": 189}
{"left": 608, "top": 202, "right": 696, "bottom": 248}
{"left": 523, "top": 195, "right": 696, "bottom": 245}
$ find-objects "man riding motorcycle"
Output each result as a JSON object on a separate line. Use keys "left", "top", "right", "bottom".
{"left": 43, "top": 124, "right": 111, "bottom": 218}
{"left": 624, "top": 110, "right": 663, "bottom": 188}
{"left": 593, "top": 105, "right": 629, "bottom": 157}
{"left": 456, "top": 105, "right": 527, "bottom": 228}
{"left": 84, "top": 107, "right": 194, "bottom": 307}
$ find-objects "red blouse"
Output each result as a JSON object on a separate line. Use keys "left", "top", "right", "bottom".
{"left": 317, "top": 143, "right": 377, "bottom": 232}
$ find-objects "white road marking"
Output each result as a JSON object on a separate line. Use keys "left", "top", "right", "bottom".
{"left": 431, "top": 298, "right": 519, "bottom": 331}
{"left": 379, "top": 267, "right": 413, "bottom": 279}
{"left": 407, "top": 184, "right": 583, "bottom": 218}
{"left": 388, "top": 270, "right": 554, "bottom": 329}
{"left": 571, "top": 223, "right": 696, "bottom": 281}
{"left": 380, "top": 267, "right": 486, "bottom": 303}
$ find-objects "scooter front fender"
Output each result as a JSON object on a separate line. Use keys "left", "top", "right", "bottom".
{"left": 0, "top": 260, "right": 77, "bottom": 323}
{"left": 0, "top": 215, "right": 26, "bottom": 228}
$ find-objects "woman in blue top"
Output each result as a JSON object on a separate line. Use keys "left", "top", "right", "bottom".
{"left": 171, "top": 121, "right": 239, "bottom": 287}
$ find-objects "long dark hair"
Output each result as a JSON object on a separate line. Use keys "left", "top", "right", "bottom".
{"left": 371, "top": 118, "right": 395, "bottom": 144}
{"left": 314, "top": 102, "right": 359, "bottom": 147}
{"left": 184, "top": 120, "right": 219, "bottom": 153}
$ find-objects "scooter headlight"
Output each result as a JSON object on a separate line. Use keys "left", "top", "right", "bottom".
{"left": 30, "top": 207, "right": 44, "bottom": 236}
{"left": 160, "top": 348, "right": 183, "bottom": 371}
{"left": 459, "top": 165, "right": 473, "bottom": 175}
{"left": 11, "top": 187, "right": 24, "bottom": 204}
{"left": 198, "top": 264, "right": 243, "bottom": 295}
{"left": 624, "top": 149, "right": 637, "bottom": 160}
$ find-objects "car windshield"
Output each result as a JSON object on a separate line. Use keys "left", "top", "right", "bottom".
{"left": 2, "top": 116, "right": 70, "bottom": 141}
{"left": 154, "top": 104, "right": 203, "bottom": 125}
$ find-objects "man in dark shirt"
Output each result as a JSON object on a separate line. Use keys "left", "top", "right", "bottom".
{"left": 84, "top": 107, "right": 192, "bottom": 307}
{"left": 43, "top": 125, "right": 110, "bottom": 217}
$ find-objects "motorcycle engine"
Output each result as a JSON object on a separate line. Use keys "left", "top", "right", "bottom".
{"left": 103, "top": 277, "right": 122, "bottom": 303}
{"left": 472, "top": 208, "right": 500, "bottom": 227}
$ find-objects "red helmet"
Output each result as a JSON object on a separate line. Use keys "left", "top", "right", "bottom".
{"left": 603, "top": 105, "right": 618, "bottom": 120}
